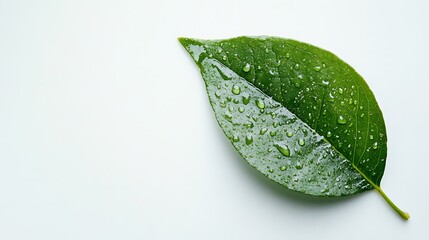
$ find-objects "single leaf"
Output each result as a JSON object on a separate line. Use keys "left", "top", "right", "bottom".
{"left": 179, "top": 36, "right": 408, "bottom": 219}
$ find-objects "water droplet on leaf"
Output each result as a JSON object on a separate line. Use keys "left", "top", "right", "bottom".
{"left": 215, "top": 91, "right": 221, "bottom": 98}
{"left": 242, "top": 63, "right": 251, "bottom": 72}
{"left": 260, "top": 127, "right": 268, "bottom": 135}
{"left": 242, "top": 95, "right": 250, "bottom": 105}
{"left": 256, "top": 99, "right": 265, "bottom": 109}
{"left": 295, "top": 162, "right": 303, "bottom": 170}
{"left": 232, "top": 85, "right": 241, "bottom": 95}
{"left": 245, "top": 134, "right": 253, "bottom": 145}
{"left": 274, "top": 143, "right": 291, "bottom": 157}
{"left": 337, "top": 116, "right": 347, "bottom": 125}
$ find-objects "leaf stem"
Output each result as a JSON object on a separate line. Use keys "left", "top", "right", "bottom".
{"left": 352, "top": 164, "right": 409, "bottom": 220}
{"left": 373, "top": 185, "right": 410, "bottom": 220}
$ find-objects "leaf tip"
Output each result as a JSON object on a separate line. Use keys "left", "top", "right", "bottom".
{"left": 177, "top": 37, "right": 189, "bottom": 46}
{"left": 178, "top": 37, "right": 207, "bottom": 64}
{"left": 178, "top": 37, "right": 200, "bottom": 48}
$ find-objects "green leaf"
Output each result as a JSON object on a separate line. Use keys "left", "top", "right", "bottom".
{"left": 179, "top": 36, "right": 409, "bottom": 220}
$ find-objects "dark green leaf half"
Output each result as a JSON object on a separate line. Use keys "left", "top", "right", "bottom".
{"left": 179, "top": 36, "right": 408, "bottom": 219}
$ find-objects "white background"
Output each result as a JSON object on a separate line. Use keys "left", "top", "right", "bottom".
{"left": 1, "top": 0, "right": 428, "bottom": 239}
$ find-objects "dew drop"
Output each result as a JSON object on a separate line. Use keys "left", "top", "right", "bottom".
{"left": 328, "top": 93, "right": 335, "bottom": 102}
{"left": 280, "top": 166, "right": 287, "bottom": 171}
{"left": 298, "top": 138, "right": 305, "bottom": 146}
{"left": 369, "top": 135, "right": 374, "bottom": 140}
{"left": 268, "top": 169, "right": 274, "bottom": 173}
{"left": 215, "top": 91, "right": 221, "bottom": 98}
{"left": 286, "top": 53, "right": 290, "bottom": 59}
{"left": 338, "top": 88, "right": 343, "bottom": 94}
{"left": 232, "top": 135, "right": 239, "bottom": 142}
{"left": 326, "top": 131, "right": 332, "bottom": 137}
{"left": 273, "top": 122, "right": 279, "bottom": 128}
{"left": 295, "top": 162, "right": 303, "bottom": 170}
{"left": 260, "top": 127, "right": 268, "bottom": 135}
{"left": 337, "top": 116, "right": 347, "bottom": 125}
{"left": 270, "top": 131, "right": 276, "bottom": 137}
{"left": 245, "top": 134, "right": 253, "bottom": 145}
{"left": 274, "top": 143, "right": 291, "bottom": 157}
{"left": 294, "top": 82, "right": 301, "bottom": 88}
{"left": 231, "top": 85, "right": 241, "bottom": 95}
{"left": 372, "top": 142, "right": 378, "bottom": 149}
{"left": 244, "top": 121, "right": 254, "bottom": 128}
{"left": 242, "top": 95, "right": 250, "bottom": 105}
{"left": 302, "top": 129, "right": 308, "bottom": 136}
{"left": 242, "top": 63, "right": 251, "bottom": 72}
{"left": 286, "top": 131, "right": 293, "bottom": 137}
{"left": 256, "top": 99, "right": 265, "bottom": 109}
{"left": 222, "top": 55, "right": 227, "bottom": 61}
{"left": 224, "top": 112, "right": 233, "bottom": 122}
{"left": 314, "top": 66, "right": 321, "bottom": 71}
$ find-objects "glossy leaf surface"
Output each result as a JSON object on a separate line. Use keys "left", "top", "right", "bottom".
{"left": 179, "top": 36, "right": 408, "bottom": 218}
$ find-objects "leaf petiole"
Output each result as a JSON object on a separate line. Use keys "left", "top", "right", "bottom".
{"left": 374, "top": 185, "right": 410, "bottom": 220}
{"left": 352, "top": 164, "right": 409, "bottom": 220}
